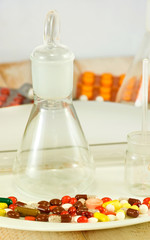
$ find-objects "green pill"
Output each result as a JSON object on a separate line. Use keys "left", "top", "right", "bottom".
{"left": 0, "top": 198, "right": 13, "bottom": 206}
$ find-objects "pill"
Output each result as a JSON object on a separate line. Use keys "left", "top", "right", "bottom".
{"left": 61, "top": 196, "right": 71, "bottom": 204}
{"left": 15, "top": 206, "right": 40, "bottom": 217}
{"left": 25, "top": 216, "right": 36, "bottom": 221}
{"left": 108, "top": 214, "right": 116, "bottom": 221}
{"left": 130, "top": 205, "right": 139, "bottom": 211}
{"left": 77, "top": 216, "right": 88, "bottom": 223}
{"left": 73, "top": 201, "right": 83, "bottom": 209}
{"left": 16, "top": 201, "right": 26, "bottom": 207}
{"left": 38, "top": 201, "right": 50, "bottom": 207}
{"left": 61, "top": 211, "right": 69, "bottom": 215}
{"left": 78, "top": 198, "right": 86, "bottom": 205}
{"left": 0, "top": 203, "right": 8, "bottom": 209}
{"left": 94, "top": 212, "right": 109, "bottom": 222}
{"left": 120, "top": 200, "right": 128, "bottom": 205}
{"left": 7, "top": 211, "right": 20, "bottom": 219}
{"left": 82, "top": 211, "right": 93, "bottom": 218}
{"left": 48, "top": 214, "right": 61, "bottom": 223}
{"left": 8, "top": 196, "right": 17, "bottom": 204}
{"left": 88, "top": 217, "right": 98, "bottom": 223}
{"left": 38, "top": 205, "right": 50, "bottom": 214}
{"left": 0, "top": 198, "right": 13, "bottom": 206}
{"left": 75, "top": 194, "right": 87, "bottom": 201}
{"left": 139, "top": 204, "right": 148, "bottom": 214}
{"left": 127, "top": 208, "right": 139, "bottom": 218}
{"left": 52, "top": 206, "right": 65, "bottom": 215}
{"left": 86, "top": 198, "right": 103, "bottom": 209}
{"left": 61, "top": 203, "right": 72, "bottom": 211}
{"left": 116, "top": 210, "right": 125, "bottom": 220}
{"left": 76, "top": 207, "right": 88, "bottom": 215}
{"left": 26, "top": 202, "right": 39, "bottom": 209}
{"left": 121, "top": 203, "right": 131, "bottom": 209}
{"left": 69, "top": 198, "right": 77, "bottom": 205}
{"left": 50, "top": 199, "right": 61, "bottom": 206}
{"left": 68, "top": 206, "right": 76, "bottom": 215}
{"left": 61, "top": 214, "right": 72, "bottom": 223}
{"left": 72, "top": 215, "right": 82, "bottom": 223}
{"left": 128, "top": 198, "right": 141, "bottom": 206}
{"left": 106, "top": 204, "right": 115, "bottom": 212}
{"left": 0, "top": 209, "right": 6, "bottom": 216}
{"left": 36, "top": 214, "right": 48, "bottom": 222}
{"left": 101, "top": 197, "right": 112, "bottom": 203}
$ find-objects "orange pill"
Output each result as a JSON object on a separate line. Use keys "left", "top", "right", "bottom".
{"left": 86, "top": 198, "right": 103, "bottom": 209}
{"left": 82, "top": 72, "right": 95, "bottom": 85}
{"left": 81, "top": 90, "right": 93, "bottom": 99}
{"left": 100, "top": 93, "right": 111, "bottom": 101}
{"left": 82, "top": 85, "right": 93, "bottom": 92}
{"left": 123, "top": 91, "right": 132, "bottom": 101}
{"left": 100, "top": 86, "right": 111, "bottom": 94}
{"left": 126, "top": 77, "right": 136, "bottom": 90}
{"left": 25, "top": 216, "right": 36, "bottom": 221}
{"left": 101, "top": 73, "right": 113, "bottom": 87}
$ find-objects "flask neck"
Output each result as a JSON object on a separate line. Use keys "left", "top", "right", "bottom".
{"left": 33, "top": 93, "right": 72, "bottom": 110}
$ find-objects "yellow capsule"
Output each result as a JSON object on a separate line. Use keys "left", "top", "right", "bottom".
{"left": 102, "top": 200, "right": 121, "bottom": 211}
{"left": 94, "top": 212, "right": 109, "bottom": 222}
{"left": 0, "top": 203, "right": 8, "bottom": 209}
{"left": 0, "top": 209, "right": 6, "bottom": 216}
{"left": 121, "top": 203, "right": 131, "bottom": 209}
{"left": 130, "top": 205, "right": 139, "bottom": 210}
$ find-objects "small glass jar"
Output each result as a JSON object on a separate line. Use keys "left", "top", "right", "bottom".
{"left": 125, "top": 131, "right": 150, "bottom": 196}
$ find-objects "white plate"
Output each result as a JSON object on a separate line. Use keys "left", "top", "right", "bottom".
{"left": 0, "top": 166, "right": 149, "bottom": 232}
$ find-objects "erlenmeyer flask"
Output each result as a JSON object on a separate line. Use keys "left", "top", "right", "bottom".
{"left": 116, "top": 0, "right": 150, "bottom": 105}
{"left": 13, "top": 11, "right": 94, "bottom": 197}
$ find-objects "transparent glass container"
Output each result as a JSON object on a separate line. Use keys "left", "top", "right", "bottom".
{"left": 125, "top": 131, "right": 150, "bottom": 196}
{"left": 13, "top": 10, "right": 94, "bottom": 197}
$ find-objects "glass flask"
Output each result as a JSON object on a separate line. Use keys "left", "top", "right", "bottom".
{"left": 116, "top": 0, "right": 150, "bottom": 105}
{"left": 125, "top": 131, "right": 150, "bottom": 196}
{"left": 13, "top": 10, "right": 94, "bottom": 197}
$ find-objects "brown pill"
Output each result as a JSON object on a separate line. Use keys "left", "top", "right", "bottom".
{"left": 75, "top": 194, "right": 87, "bottom": 200}
{"left": 38, "top": 201, "right": 50, "bottom": 207}
{"left": 7, "top": 211, "right": 20, "bottom": 219}
{"left": 16, "top": 201, "right": 26, "bottom": 207}
{"left": 82, "top": 211, "right": 93, "bottom": 218}
{"left": 50, "top": 199, "right": 61, "bottom": 206}
{"left": 36, "top": 214, "right": 48, "bottom": 222}
{"left": 61, "top": 214, "right": 72, "bottom": 223}
{"left": 73, "top": 201, "right": 83, "bottom": 209}
{"left": 15, "top": 206, "right": 40, "bottom": 217}
{"left": 128, "top": 198, "right": 141, "bottom": 206}
{"left": 52, "top": 206, "right": 65, "bottom": 215}
{"left": 38, "top": 205, "right": 50, "bottom": 214}
{"left": 76, "top": 206, "right": 88, "bottom": 215}
{"left": 127, "top": 208, "right": 139, "bottom": 218}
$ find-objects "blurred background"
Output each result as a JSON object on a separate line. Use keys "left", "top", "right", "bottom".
{"left": 0, "top": 0, "right": 149, "bottom": 105}
{"left": 0, "top": 0, "right": 147, "bottom": 62}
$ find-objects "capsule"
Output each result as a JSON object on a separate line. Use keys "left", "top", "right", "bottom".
{"left": 0, "top": 198, "right": 13, "bottom": 206}
{"left": 15, "top": 206, "right": 40, "bottom": 217}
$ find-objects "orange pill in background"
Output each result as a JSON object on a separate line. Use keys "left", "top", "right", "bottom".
{"left": 100, "top": 93, "right": 111, "bottom": 101}
{"left": 101, "top": 73, "right": 113, "bottom": 87}
{"left": 82, "top": 85, "right": 93, "bottom": 92}
{"left": 100, "top": 86, "right": 111, "bottom": 94}
{"left": 86, "top": 198, "right": 103, "bottom": 209}
{"left": 81, "top": 90, "right": 93, "bottom": 99}
{"left": 82, "top": 72, "right": 95, "bottom": 85}
{"left": 123, "top": 91, "right": 132, "bottom": 101}
{"left": 126, "top": 77, "right": 136, "bottom": 90}
{"left": 25, "top": 216, "right": 36, "bottom": 221}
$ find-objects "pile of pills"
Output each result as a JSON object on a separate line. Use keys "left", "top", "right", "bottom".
{"left": 0, "top": 195, "right": 150, "bottom": 223}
